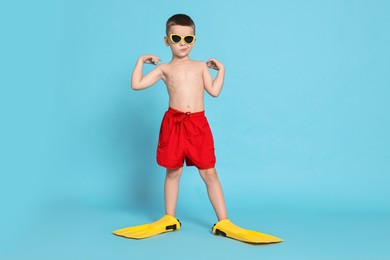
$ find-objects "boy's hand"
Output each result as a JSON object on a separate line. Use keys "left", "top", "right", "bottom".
{"left": 206, "top": 58, "right": 224, "bottom": 71}
{"left": 141, "top": 54, "right": 162, "bottom": 65}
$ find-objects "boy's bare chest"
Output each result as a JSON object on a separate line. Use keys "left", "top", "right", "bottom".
{"left": 163, "top": 65, "right": 202, "bottom": 82}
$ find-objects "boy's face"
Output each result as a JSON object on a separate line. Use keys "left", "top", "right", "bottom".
{"left": 164, "top": 25, "right": 196, "bottom": 58}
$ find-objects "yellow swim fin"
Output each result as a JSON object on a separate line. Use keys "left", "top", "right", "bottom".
{"left": 113, "top": 215, "right": 181, "bottom": 239}
{"left": 212, "top": 219, "right": 283, "bottom": 244}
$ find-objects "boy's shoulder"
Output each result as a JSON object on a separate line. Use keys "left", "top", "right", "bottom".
{"left": 190, "top": 60, "right": 207, "bottom": 67}
{"left": 184, "top": 60, "right": 207, "bottom": 70}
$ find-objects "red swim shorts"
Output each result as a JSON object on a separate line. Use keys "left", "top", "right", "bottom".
{"left": 156, "top": 107, "right": 216, "bottom": 170}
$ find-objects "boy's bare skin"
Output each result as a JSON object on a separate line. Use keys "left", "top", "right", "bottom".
{"left": 132, "top": 25, "right": 225, "bottom": 112}
{"left": 131, "top": 25, "right": 228, "bottom": 221}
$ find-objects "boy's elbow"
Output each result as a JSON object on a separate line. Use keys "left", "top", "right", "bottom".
{"left": 209, "top": 91, "right": 220, "bottom": 97}
{"left": 208, "top": 83, "right": 223, "bottom": 97}
{"left": 211, "top": 87, "right": 222, "bottom": 97}
{"left": 205, "top": 86, "right": 220, "bottom": 97}
{"left": 131, "top": 82, "right": 142, "bottom": 90}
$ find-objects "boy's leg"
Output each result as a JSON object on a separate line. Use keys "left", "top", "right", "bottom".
{"left": 199, "top": 168, "right": 228, "bottom": 221}
{"left": 164, "top": 167, "right": 183, "bottom": 217}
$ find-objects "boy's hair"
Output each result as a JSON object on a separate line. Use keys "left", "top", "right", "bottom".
{"left": 166, "top": 14, "right": 196, "bottom": 35}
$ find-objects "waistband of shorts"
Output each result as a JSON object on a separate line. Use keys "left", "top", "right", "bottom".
{"left": 167, "top": 107, "right": 205, "bottom": 117}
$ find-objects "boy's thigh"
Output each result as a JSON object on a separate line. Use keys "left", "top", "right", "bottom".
{"left": 156, "top": 114, "right": 185, "bottom": 168}
{"left": 186, "top": 118, "right": 216, "bottom": 169}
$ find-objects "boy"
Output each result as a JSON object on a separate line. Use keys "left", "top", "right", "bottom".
{"left": 113, "top": 14, "right": 282, "bottom": 244}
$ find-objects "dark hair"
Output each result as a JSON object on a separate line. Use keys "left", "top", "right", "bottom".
{"left": 166, "top": 14, "right": 196, "bottom": 35}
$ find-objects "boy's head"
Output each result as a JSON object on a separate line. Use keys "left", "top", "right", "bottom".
{"left": 166, "top": 14, "right": 195, "bottom": 36}
{"left": 164, "top": 14, "right": 196, "bottom": 58}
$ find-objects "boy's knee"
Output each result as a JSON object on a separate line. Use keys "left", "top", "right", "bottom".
{"left": 166, "top": 167, "right": 183, "bottom": 179}
{"left": 199, "top": 168, "right": 218, "bottom": 183}
{"left": 200, "top": 168, "right": 215, "bottom": 175}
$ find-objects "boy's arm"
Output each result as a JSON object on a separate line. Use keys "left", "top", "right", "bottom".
{"left": 202, "top": 58, "right": 225, "bottom": 97}
{"left": 131, "top": 54, "right": 163, "bottom": 90}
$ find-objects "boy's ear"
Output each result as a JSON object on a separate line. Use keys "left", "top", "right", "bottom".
{"left": 164, "top": 36, "right": 170, "bottom": 46}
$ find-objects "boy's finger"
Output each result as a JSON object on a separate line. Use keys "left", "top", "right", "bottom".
{"left": 154, "top": 56, "right": 162, "bottom": 64}
{"left": 208, "top": 61, "right": 216, "bottom": 67}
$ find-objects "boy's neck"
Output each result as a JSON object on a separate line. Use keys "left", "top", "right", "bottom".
{"left": 170, "top": 55, "right": 191, "bottom": 63}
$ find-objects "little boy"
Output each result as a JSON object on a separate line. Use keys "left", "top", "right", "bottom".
{"left": 113, "top": 14, "right": 282, "bottom": 244}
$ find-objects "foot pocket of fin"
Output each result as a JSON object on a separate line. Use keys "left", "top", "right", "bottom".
{"left": 215, "top": 228, "right": 227, "bottom": 237}
{"left": 165, "top": 224, "right": 177, "bottom": 231}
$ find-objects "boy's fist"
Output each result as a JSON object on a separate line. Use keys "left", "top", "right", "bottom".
{"left": 141, "top": 54, "right": 161, "bottom": 65}
{"left": 206, "top": 58, "right": 224, "bottom": 71}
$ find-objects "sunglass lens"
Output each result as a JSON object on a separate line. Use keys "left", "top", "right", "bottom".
{"left": 184, "top": 36, "right": 194, "bottom": 43}
{"left": 171, "top": 35, "right": 181, "bottom": 43}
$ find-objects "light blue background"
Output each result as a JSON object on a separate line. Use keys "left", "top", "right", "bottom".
{"left": 1, "top": 0, "right": 389, "bottom": 259}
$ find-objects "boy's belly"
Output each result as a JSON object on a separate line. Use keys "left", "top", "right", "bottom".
{"left": 168, "top": 100, "right": 205, "bottom": 113}
{"left": 168, "top": 88, "right": 205, "bottom": 112}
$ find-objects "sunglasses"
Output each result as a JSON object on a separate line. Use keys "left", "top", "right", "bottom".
{"left": 169, "top": 34, "right": 196, "bottom": 44}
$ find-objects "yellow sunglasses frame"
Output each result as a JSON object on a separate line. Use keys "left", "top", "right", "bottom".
{"left": 169, "top": 34, "right": 196, "bottom": 44}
